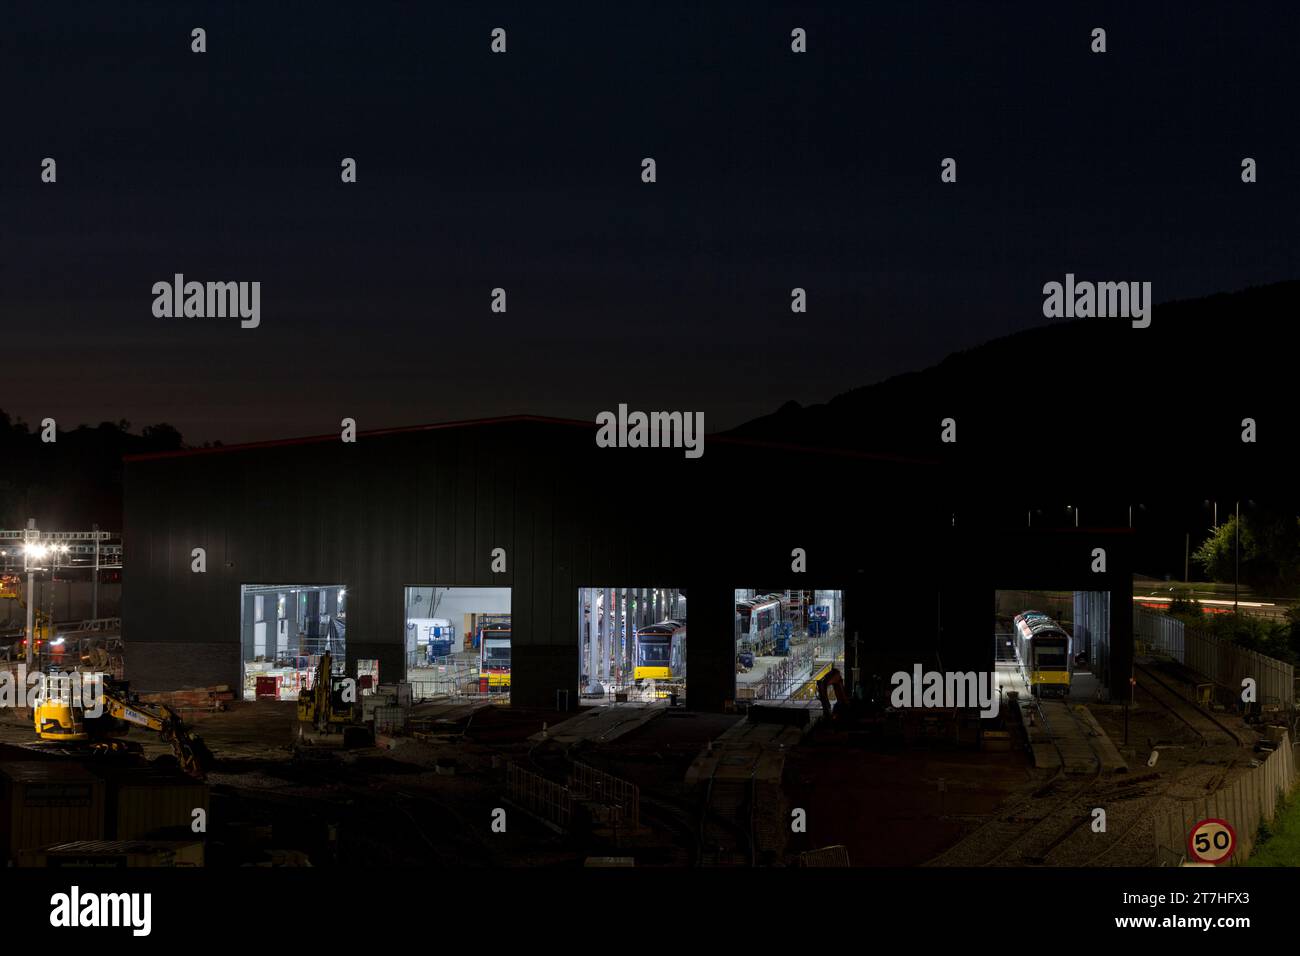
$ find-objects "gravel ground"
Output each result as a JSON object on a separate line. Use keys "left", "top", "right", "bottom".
{"left": 927, "top": 694, "right": 1257, "bottom": 867}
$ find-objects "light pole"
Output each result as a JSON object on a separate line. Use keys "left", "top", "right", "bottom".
{"left": 1234, "top": 500, "right": 1240, "bottom": 614}
{"left": 23, "top": 520, "right": 38, "bottom": 670}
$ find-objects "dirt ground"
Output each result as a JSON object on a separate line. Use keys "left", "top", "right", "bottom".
{"left": 783, "top": 732, "right": 1033, "bottom": 865}
{"left": 1, "top": 678, "right": 1267, "bottom": 867}
{"left": 0, "top": 701, "right": 589, "bottom": 866}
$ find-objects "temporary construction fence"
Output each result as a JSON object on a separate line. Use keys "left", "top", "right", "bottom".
{"left": 737, "top": 638, "right": 844, "bottom": 702}
{"left": 506, "top": 761, "right": 640, "bottom": 833}
{"left": 1134, "top": 608, "right": 1295, "bottom": 709}
{"left": 507, "top": 763, "right": 572, "bottom": 831}
{"left": 407, "top": 660, "right": 508, "bottom": 703}
{"left": 569, "top": 761, "right": 640, "bottom": 829}
{"left": 1152, "top": 732, "right": 1296, "bottom": 865}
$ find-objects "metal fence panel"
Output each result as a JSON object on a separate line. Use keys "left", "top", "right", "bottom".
{"left": 1073, "top": 590, "right": 1112, "bottom": 694}
{"left": 569, "top": 762, "right": 639, "bottom": 829}
{"left": 1134, "top": 609, "right": 1293, "bottom": 707}
{"left": 507, "top": 763, "right": 572, "bottom": 830}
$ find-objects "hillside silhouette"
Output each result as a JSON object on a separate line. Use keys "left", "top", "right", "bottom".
{"left": 728, "top": 280, "right": 1293, "bottom": 498}
{"left": 0, "top": 415, "right": 193, "bottom": 529}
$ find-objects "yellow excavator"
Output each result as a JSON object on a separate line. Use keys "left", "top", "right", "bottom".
{"left": 33, "top": 679, "right": 214, "bottom": 779}
{"left": 296, "top": 651, "right": 359, "bottom": 735}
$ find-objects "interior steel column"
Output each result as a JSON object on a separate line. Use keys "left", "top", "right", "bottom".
{"left": 601, "top": 587, "right": 612, "bottom": 681}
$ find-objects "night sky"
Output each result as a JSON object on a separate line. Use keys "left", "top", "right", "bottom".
{"left": 6, "top": 1, "right": 1298, "bottom": 444}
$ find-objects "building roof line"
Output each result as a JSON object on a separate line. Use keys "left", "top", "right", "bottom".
{"left": 122, "top": 414, "right": 592, "bottom": 461}
{"left": 123, "top": 413, "right": 941, "bottom": 465}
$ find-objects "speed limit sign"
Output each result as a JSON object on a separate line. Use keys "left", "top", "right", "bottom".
{"left": 1188, "top": 818, "right": 1236, "bottom": 864}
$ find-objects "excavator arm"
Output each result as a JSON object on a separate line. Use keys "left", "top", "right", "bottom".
{"left": 101, "top": 692, "right": 214, "bottom": 779}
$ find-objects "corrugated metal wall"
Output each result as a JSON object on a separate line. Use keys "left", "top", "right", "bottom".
{"left": 1073, "top": 589, "right": 1112, "bottom": 696}
{"left": 122, "top": 419, "right": 1135, "bottom": 708}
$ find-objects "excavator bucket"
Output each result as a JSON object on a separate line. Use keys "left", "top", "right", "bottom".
{"left": 173, "top": 731, "right": 214, "bottom": 780}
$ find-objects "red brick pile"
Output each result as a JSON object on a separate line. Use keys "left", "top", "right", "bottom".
{"left": 138, "top": 685, "right": 237, "bottom": 720}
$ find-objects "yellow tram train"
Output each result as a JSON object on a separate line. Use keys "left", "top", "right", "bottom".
{"left": 1012, "top": 610, "right": 1072, "bottom": 698}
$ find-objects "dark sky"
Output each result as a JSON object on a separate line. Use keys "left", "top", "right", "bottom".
{"left": 5, "top": 1, "right": 1298, "bottom": 444}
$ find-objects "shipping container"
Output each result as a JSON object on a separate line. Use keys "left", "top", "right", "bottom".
{"left": 0, "top": 762, "right": 105, "bottom": 862}
{"left": 17, "top": 839, "right": 205, "bottom": 867}
{"left": 94, "top": 766, "right": 210, "bottom": 841}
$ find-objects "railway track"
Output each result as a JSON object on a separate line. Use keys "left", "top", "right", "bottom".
{"left": 1040, "top": 771, "right": 1171, "bottom": 867}
{"left": 639, "top": 793, "right": 702, "bottom": 866}
{"left": 931, "top": 670, "right": 1246, "bottom": 868}
{"left": 926, "top": 699, "right": 1106, "bottom": 867}
{"left": 1133, "top": 662, "right": 1243, "bottom": 747}
{"left": 981, "top": 701, "right": 1105, "bottom": 865}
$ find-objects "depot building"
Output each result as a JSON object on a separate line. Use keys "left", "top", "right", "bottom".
{"left": 121, "top": 415, "right": 1133, "bottom": 711}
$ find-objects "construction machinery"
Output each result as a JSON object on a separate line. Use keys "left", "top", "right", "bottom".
{"left": 33, "top": 679, "right": 214, "bottom": 779}
{"left": 296, "top": 651, "right": 359, "bottom": 734}
{"left": 1, "top": 605, "right": 51, "bottom": 662}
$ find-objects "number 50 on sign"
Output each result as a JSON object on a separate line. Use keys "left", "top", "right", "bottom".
{"left": 1188, "top": 818, "right": 1236, "bottom": 864}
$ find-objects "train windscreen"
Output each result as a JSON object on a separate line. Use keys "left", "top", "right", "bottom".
{"left": 483, "top": 641, "right": 511, "bottom": 665}
{"left": 1034, "top": 640, "right": 1068, "bottom": 669}
{"left": 638, "top": 637, "right": 671, "bottom": 665}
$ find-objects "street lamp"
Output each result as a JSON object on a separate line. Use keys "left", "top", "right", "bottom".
{"left": 1234, "top": 500, "right": 1240, "bottom": 614}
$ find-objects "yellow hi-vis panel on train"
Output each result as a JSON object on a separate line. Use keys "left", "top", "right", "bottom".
{"left": 635, "top": 666, "right": 672, "bottom": 681}
{"left": 1032, "top": 670, "right": 1070, "bottom": 686}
